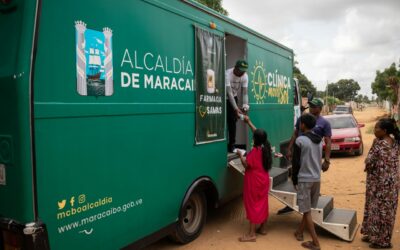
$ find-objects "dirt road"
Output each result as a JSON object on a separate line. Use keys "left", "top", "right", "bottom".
{"left": 147, "top": 107, "right": 400, "bottom": 250}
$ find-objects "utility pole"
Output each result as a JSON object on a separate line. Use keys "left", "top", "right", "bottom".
{"left": 325, "top": 80, "right": 329, "bottom": 113}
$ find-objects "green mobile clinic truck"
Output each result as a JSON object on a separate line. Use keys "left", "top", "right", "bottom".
{"left": 0, "top": 0, "right": 295, "bottom": 249}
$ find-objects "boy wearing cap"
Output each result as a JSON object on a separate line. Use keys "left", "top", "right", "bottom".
{"left": 278, "top": 98, "right": 332, "bottom": 215}
{"left": 226, "top": 60, "right": 249, "bottom": 152}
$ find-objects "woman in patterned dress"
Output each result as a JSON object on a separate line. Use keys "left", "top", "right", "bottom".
{"left": 361, "top": 118, "right": 400, "bottom": 249}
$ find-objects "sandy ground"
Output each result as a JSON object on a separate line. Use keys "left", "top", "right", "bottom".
{"left": 146, "top": 107, "right": 400, "bottom": 250}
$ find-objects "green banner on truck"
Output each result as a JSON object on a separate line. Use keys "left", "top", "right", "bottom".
{"left": 195, "top": 27, "right": 226, "bottom": 144}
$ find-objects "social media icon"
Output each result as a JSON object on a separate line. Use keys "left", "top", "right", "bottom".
{"left": 58, "top": 200, "right": 66, "bottom": 210}
{"left": 78, "top": 194, "right": 86, "bottom": 204}
{"left": 70, "top": 197, "right": 75, "bottom": 207}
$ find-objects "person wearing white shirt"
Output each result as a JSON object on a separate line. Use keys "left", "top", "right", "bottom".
{"left": 226, "top": 60, "right": 249, "bottom": 152}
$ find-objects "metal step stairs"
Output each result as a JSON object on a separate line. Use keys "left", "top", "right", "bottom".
{"left": 228, "top": 158, "right": 359, "bottom": 242}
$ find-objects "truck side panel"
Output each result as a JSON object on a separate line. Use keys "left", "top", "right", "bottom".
{"left": 0, "top": 0, "right": 37, "bottom": 223}
{"left": 247, "top": 43, "right": 294, "bottom": 149}
{"left": 34, "top": 0, "right": 226, "bottom": 248}
{"left": 19, "top": 0, "right": 294, "bottom": 249}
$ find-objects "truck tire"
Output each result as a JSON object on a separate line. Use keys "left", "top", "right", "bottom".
{"left": 355, "top": 143, "right": 363, "bottom": 156}
{"left": 170, "top": 191, "right": 207, "bottom": 244}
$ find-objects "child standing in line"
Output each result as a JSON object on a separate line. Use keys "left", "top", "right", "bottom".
{"left": 237, "top": 116, "right": 272, "bottom": 242}
{"left": 293, "top": 113, "right": 323, "bottom": 250}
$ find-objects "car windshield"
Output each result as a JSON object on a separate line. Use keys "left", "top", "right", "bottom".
{"left": 326, "top": 116, "right": 357, "bottom": 129}
{"left": 335, "top": 107, "right": 349, "bottom": 111}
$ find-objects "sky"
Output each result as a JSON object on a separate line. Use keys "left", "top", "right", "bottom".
{"left": 223, "top": 0, "right": 400, "bottom": 97}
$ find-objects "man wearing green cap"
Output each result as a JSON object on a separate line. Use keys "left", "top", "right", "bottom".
{"left": 278, "top": 98, "right": 332, "bottom": 215}
{"left": 226, "top": 60, "right": 249, "bottom": 152}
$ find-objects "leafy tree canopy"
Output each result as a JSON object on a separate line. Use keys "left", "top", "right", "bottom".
{"left": 326, "top": 96, "right": 344, "bottom": 106}
{"left": 355, "top": 94, "right": 370, "bottom": 104}
{"left": 371, "top": 62, "right": 400, "bottom": 103}
{"left": 363, "top": 95, "right": 370, "bottom": 103}
{"left": 327, "top": 79, "right": 360, "bottom": 102}
{"left": 316, "top": 91, "right": 326, "bottom": 98}
{"left": 294, "top": 66, "right": 316, "bottom": 97}
{"left": 195, "top": 0, "right": 228, "bottom": 15}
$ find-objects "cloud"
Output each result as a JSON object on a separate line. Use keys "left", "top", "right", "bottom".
{"left": 334, "top": 7, "right": 400, "bottom": 52}
{"left": 223, "top": 0, "right": 400, "bottom": 96}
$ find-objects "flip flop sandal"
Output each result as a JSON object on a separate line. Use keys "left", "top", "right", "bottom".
{"left": 294, "top": 231, "right": 304, "bottom": 241}
{"left": 361, "top": 236, "right": 370, "bottom": 242}
{"left": 256, "top": 228, "right": 267, "bottom": 235}
{"left": 301, "top": 241, "right": 321, "bottom": 250}
{"left": 369, "top": 243, "right": 393, "bottom": 249}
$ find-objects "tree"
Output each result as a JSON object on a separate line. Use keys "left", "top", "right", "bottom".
{"left": 327, "top": 79, "right": 360, "bottom": 102}
{"left": 325, "top": 96, "right": 343, "bottom": 106}
{"left": 294, "top": 66, "right": 317, "bottom": 97}
{"left": 371, "top": 63, "right": 400, "bottom": 104}
{"left": 326, "top": 82, "right": 340, "bottom": 99}
{"left": 354, "top": 94, "right": 363, "bottom": 103}
{"left": 316, "top": 91, "right": 326, "bottom": 98}
{"left": 195, "top": 0, "right": 228, "bottom": 15}
{"left": 362, "top": 95, "right": 370, "bottom": 104}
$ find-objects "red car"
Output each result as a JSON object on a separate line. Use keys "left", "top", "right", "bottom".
{"left": 323, "top": 114, "right": 365, "bottom": 156}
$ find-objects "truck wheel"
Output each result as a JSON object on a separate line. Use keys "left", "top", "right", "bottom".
{"left": 170, "top": 191, "right": 207, "bottom": 244}
{"left": 355, "top": 143, "right": 363, "bottom": 156}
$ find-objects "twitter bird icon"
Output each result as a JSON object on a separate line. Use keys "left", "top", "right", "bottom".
{"left": 58, "top": 200, "right": 66, "bottom": 210}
